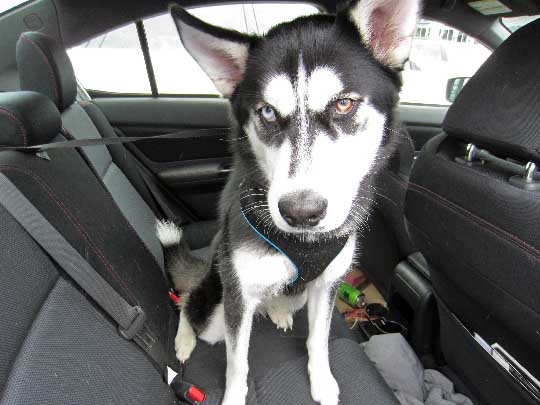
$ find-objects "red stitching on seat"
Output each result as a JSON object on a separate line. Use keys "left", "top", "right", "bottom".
{"left": 20, "top": 35, "right": 60, "bottom": 104}
{"left": 0, "top": 164, "right": 137, "bottom": 303}
{"left": 408, "top": 181, "right": 540, "bottom": 261}
{"left": 0, "top": 107, "right": 27, "bottom": 146}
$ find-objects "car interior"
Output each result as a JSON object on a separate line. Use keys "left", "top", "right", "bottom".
{"left": 0, "top": 0, "right": 539, "bottom": 404}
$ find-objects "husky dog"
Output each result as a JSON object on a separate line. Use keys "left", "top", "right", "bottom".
{"left": 159, "top": 1, "right": 420, "bottom": 404}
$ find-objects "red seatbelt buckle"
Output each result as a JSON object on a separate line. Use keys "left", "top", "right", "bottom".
{"left": 171, "top": 377, "right": 206, "bottom": 404}
{"left": 169, "top": 290, "right": 180, "bottom": 304}
{"left": 186, "top": 385, "right": 206, "bottom": 403}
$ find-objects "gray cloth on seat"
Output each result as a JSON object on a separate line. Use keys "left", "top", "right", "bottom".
{"left": 363, "top": 334, "right": 473, "bottom": 405}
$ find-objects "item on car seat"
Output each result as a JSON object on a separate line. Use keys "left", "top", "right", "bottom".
{"left": 358, "top": 304, "right": 407, "bottom": 337}
{"left": 342, "top": 266, "right": 367, "bottom": 287}
{"left": 364, "top": 333, "right": 473, "bottom": 405}
{"left": 338, "top": 282, "right": 366, "bottom": 308}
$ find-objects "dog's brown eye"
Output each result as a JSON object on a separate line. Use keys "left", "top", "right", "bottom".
{"left": 335, "top": 98, "right": 354, "bottom": 114}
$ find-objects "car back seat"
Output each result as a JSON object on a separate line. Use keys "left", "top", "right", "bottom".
{"left": 14, "top": 28, "right": 360, "bottom": 330}
{"left": 0, "top": 91, "right": 399, "bottom": 404}
{"left": 15, "top": 31, "right": 217, "bottom": 259}
{"left": 13, "top": 29, "right": 359, "bottom": 339}
{"left": 0, "top": 91, "right": 178, "bottom": 404}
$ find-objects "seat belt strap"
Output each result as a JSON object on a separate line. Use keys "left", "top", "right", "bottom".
{"left": 138, "top": 164, "right": 182, "bottom": 222}
{"left": 0, "top": 173, "right": 167, "bottom": 374}
{"left": 0, "top": 128, "right": 229, "bottom": 152}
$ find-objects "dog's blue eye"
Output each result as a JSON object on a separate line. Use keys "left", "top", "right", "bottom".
{"left": 260, "top": 105, "right": 277, "bottom": 122}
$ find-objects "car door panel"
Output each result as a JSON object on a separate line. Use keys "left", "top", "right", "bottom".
{"left": 94, "top": 96, "right": 232, "bottom": 220}
{"left": 94, "top": 96, "right": 449, "bottom": 220}
{"left": 397, "top": 104, "right": 448, "bottom": 152}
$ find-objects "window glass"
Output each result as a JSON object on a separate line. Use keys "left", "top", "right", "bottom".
{"left": 146, "top": 3, "right": 317, "bottom": 94}
{"left": 0, "top": 0, "right": 30, "bottom": 14}
{"left": 69, "top": 3, "right": 318, "bottom": 95}
{"left": 68, "top": 24, "right": 151, "bottom": 94}
{"left": 501, "top": 15, "right": 540, "bottom": 32}
{"left": 400, "top": 19, "right": 492, "bottom": 106}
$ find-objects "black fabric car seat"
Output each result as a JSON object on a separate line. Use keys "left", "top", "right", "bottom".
{"left": 0, "top": 91, "right": 179, "bottom": 403}
{"left": 405, "top": 19, "right": 540, "bottom": 405}
{"left": 15, "top": 31, "right": 217, "bottom": 255}
{"left": 0, "top": 91, "right": 398, "bottom": 404}
{"left": 356, "top": 126, "right": 416, "bottom": 296}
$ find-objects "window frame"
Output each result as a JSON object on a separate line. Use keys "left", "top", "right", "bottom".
{"left": 75, "top": 6, "right": 492, "bottom": 105}
{"left": 0, "top": 0, "right": 33, "bottom": 15}
{"left": 78, "top": 2, "right": 322, "bottom": 98}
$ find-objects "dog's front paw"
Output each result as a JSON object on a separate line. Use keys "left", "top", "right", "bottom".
{"left": 309, "top": 368, "right": 340, "bottom": 405}
{"left": 267, "top": 307, "right": 294, "bottom": 331}
{"left": 175, "top": 334, "right": 196, "bottom": 362}
{"left": 175, "top": 317, "right": 196, "bottom": 362}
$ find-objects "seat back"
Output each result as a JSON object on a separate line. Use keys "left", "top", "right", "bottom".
{"left": 0, "top": 91, "right": 177, "bottom": 403}
{"left": 405, "top": 20, "right": 540, "bottom": 405}
{"left": 16, "top": 31, "right": 168, "bottom": 267}
{"left": 356, "top": 127, "right": 415, "bottom": 295}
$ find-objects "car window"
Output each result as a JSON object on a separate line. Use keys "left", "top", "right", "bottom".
{"left": 68, "top": 23, "right": 151, "bottom": 94}
{"left": 68, "top": 3, "right": 318, "bottom": 95}
{"left": 0, "top": 0, "right": 30, "bottom": 14}
{"left": 501, "top": 15, "right": 540, "bottom": 32}
{"left": 400, "top": 19, "right": 492, "bottom": 106}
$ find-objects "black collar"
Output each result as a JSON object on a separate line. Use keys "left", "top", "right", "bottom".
{"left": 239, "top": 182, "right": 350, "bottom": 285}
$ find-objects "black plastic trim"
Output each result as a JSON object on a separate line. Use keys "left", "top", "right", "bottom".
{"left": 391, "top": 257, "right": 436, "bottom": 356}
{"left": 136, "top": 20, "right": 158, "bottom": 97}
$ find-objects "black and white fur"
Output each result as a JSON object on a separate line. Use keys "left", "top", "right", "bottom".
{"left": 159, "top": 1, "right": 420, "bottom": 404}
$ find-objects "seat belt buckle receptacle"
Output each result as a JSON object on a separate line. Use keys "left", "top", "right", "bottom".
{"left": 118, "top": 306, "right": 146, "bottom": 340}
{"left": 168, "top": 367, "right": 206, "bottom": 404}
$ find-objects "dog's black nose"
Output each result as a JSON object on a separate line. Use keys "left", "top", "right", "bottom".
{"left": 278, "top": 190, "right": 327, "bottom": 227}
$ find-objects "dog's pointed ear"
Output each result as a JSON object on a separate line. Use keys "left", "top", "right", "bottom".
{"left": 344, "top": 0, "right": 421, "bottom": 69}
{"left": 170, "top": 5, "right": 256, "bottom": 96}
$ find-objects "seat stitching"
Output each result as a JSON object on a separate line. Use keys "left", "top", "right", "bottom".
{"left": 20, "top": 35, "right": 60, "bottom": 104}
{"left": 408, "top": 181, "right": 540, "bottom": 261}
{"left": 408, "top": 221, "right": 540, "bottom": 321}
{"left": 0, "top": 107, "right": 28, "bottom": 146}
{"left": 388, "top": 170, "right": 409, "bottom": 186}
{"left": 0, "top": 164, "right": 137, "bottom": 302}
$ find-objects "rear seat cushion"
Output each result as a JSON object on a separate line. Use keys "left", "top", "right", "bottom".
{"left": 61, "top": 103, "right": 166, "bottom": 268}
{"left": 14, "top": 31, "right": 364, "bottom": 350}
{"left": 10, "top": 35, "right": 400, "bottom": 404}
{"left": 0, "top": 92, "right": 178, "bottom": 402}
{"left": 0, "top": 93, "right": 177, "bottom": 361}
{"left": 80, "top": 101, "right": 166, "bottom": 218}
{"left": 184, "top": 328, "right": 398, "bottom": 404}
{"left": 16, "top": 32, "right": 77, "bottom": 113}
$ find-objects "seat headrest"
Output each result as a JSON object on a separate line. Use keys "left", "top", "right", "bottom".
{"left": 0, "top": 91, "right": 61, "bottom": 147}
{"left": 16, "top": 31, "right": 77, "bottom": 112}
{"left": 443, "top": 19, "right": 540, "bottom": 164}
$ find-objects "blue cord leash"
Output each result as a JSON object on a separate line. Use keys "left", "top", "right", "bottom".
{"left": 240, "top": 210, "right": 299, "bottom": 285}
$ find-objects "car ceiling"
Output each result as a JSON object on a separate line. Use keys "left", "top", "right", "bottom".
{"left": 1, "top": 0, "right": 539, "bottom": 91}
